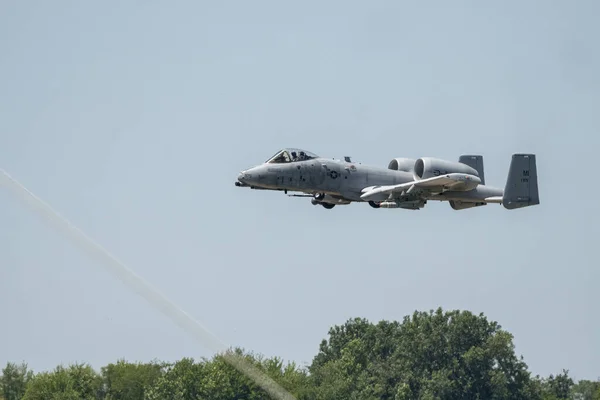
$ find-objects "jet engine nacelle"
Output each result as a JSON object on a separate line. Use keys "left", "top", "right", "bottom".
{"left": 413, "top": 157, "right": 479, "bottom": 180}
{"left": 388, "top": 158, "right": 416, "bottom": 172}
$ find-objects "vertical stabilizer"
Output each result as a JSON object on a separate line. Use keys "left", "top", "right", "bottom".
{"left": 503, "top": 154, "right": 539, "bottom": 209}
{"left": 459, "top": 155, "right": 485, "bottom": 185}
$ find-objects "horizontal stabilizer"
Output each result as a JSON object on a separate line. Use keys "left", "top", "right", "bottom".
{"left": 484, "top": 196, "right": 503, "bottom": 203}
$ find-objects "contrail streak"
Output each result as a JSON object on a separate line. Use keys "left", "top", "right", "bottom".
{"left": 1, "top": 169, "right": 296, "bottom": 400}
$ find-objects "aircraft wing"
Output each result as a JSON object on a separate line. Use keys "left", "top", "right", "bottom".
{"left": 360, "top": 173, "right": 481, "bottom": 200}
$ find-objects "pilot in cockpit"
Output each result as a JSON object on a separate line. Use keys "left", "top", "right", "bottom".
{"left": 291, "top": 151, "right": 297, "bottom": 161}
{"left": 298, "top": 151, "right": 306, "bottom": 161}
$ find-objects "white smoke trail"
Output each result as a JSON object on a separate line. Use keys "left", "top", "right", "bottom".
{"left": 0, "top": 169, "right": 296, "bottom": 400}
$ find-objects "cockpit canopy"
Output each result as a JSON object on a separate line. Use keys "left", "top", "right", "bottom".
{"left": 264, "top": 148, "right": 319, "bottom": 164}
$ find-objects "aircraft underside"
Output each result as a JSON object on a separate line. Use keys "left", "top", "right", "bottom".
{"left": 305, "top": 190, "right": 427, "bottom": 210}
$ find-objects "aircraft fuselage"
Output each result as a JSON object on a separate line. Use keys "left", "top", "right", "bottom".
{"left": 236, "top": 148, "right": 539, "bottom": 211}
{"left": 238, "top": 157, "right": 409, "bottom": 199}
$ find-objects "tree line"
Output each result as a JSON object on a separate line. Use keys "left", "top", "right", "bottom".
{"left": 1, "top": 308, "right": 598, "bottom": 399}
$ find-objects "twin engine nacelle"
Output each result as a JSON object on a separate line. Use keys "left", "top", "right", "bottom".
{"left": 413, "top": 157, "right": 479, "bottom": 181}
{"left": 387, "top": 158, "right": 417, "bottom": 173}
{"left": 389, "top": 157, "right": 480, "bottom": 180}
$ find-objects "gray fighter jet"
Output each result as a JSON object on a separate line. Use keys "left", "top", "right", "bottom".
{"left": 235, "top": 148, "right": 539, "bottom": 210}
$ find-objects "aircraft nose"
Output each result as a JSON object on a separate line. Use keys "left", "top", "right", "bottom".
{"left": 236, "top": 166, "right": 263, "bottom": 186}
{"left": 238, "top": 170, "right": 252, "bottom": 184}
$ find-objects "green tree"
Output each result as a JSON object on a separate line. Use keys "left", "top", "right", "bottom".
{"left": 144, "top": 358, "right": 205, "bottom": 400}
{"left": 1, "top": 362, "right": 33, "bottom": 400}
{"left": 569, "top": 378, "right": 600, "bottom": 400}
{"left": 21, "top": 363, "right": 102, "bottom": 400}
{"left": 101, "top": 360, "right": 164, "bottom": 400}
{"left": 5, "top": 307, "right": 591, "bottom": 400}
{"left": 145, "top": 348, "right": 312, "bottom": 400}
{"left": 309, "top": 308, "right": 543, "bottom": 399}
{"left": 535, "top": 370, "right": 574, "bottom": 400}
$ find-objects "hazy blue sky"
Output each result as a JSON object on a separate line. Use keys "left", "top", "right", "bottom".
{"left": 2, "top": 1, "right": 599, "bottom": 381}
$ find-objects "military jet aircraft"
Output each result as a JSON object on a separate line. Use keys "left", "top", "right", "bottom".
{"left": 235, "top": 148, "right": 539, "bottom": 210}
